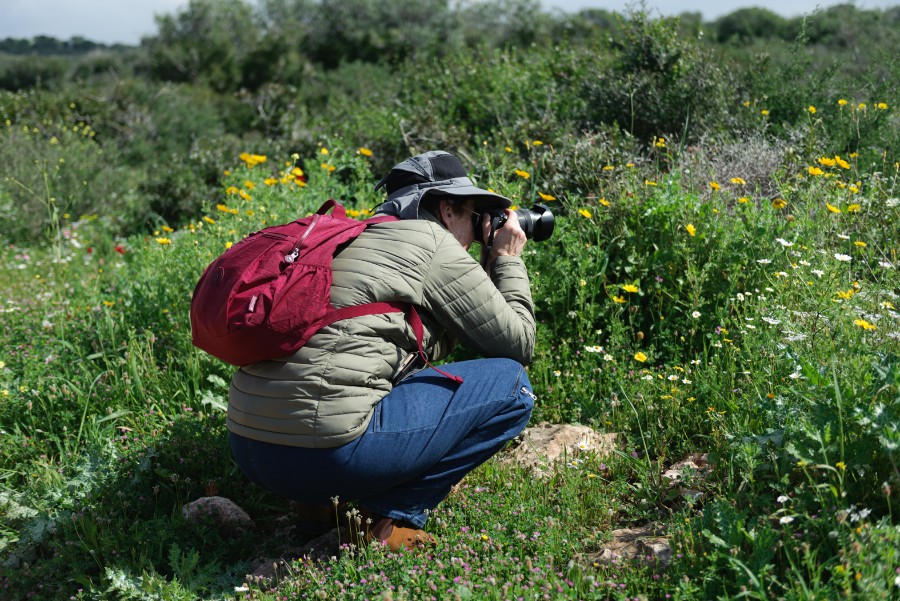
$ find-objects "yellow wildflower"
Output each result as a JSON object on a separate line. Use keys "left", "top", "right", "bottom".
{"left": 161, "top": 225, "right": 174, "bottom": 233}
{"left": 578, "top": 208, "right": 592, "bottom": 219}
{"left": 826, "top": 203, "right": 841, "bottom": 213}
{"left": 857, "top": 103, "right": 866, "bottom": 110}
{"left": 612, "top": 296, "right": 626, "bottom": 304}
{"left": 155, "top": 237, "right": 171, "bottom": 245}
{"left": 321, "top": 163, "right": 336, "bottom": 173}
{"left": 102, "top": 300, "right": 115, "bottom": 307}
{"left": 216, "top": 204, "right": 239, "bottom": 215}
{"left": 514, "top": 169, "right": 530, "bottom": 179}
{"left": 685, "top": 223, "right": 696, "bottom": 237}
{"left": 622, "top": 284, "right": 639, "bottom": 293}
{"left": 808, "top": 105, "right": 816, "bottom": 114}
{"left": 772, "top": 199, "right": 787, "bottom": 209}
{"left": 854, "top": 241, "right": 866, "bottom": 247}
{"left": 225, "top": 186, "right": 239, "bottom": 195}
{"left": 239, "top": 153, "right": 267, "bottom": 167}
{"left": 645, "top": 180, "right": 658, "bottom": 187}
{"left": 854, "top": 319, "right": 876, "bottom": 331}
{"left": 538, "top": 192, "right": 556, "bottom": 201}
{"left": 876, "top": 102, "right": 888, "bottom": 110}
{"left": 848, "top": 184, "right": 859, "bottom": 194}
{"left": 264, "top": 177, "right": 278, "bottom": 186}
{"left": 320, "top": 147, "right": 329, "bottom": 155}
{"left": 709, "top": 181, "right": 720, "bottom": 191}
{"left": 203, "top": 216, "right": 216, "bottom": 224}
{"left": 239, "top": 190, "right": 252, "bottom": 201}
{"left": 730, "top": 177, "right": 746, "bottom": 185}
{"left": 634, "top": 352, "right": 648, "bottom": 363}
{"left": 603, "top": 165, "right": 614, "bottom": 171}
{"left": 808, "top": 166, "right": 824, "bottom": 176}
{"left": 847, "top": 204, "right": 861, "bottom": 212}
{"left": 532, "top": 140, "right": 543, "bottom": 146}
{"left": 761, "top": 109, "right": 770, "bottom": 116}
{"left": 505, "top": 146, "right": 512, "bottom": 153}
{"left": 838, "top": 99, "right": 847, "bottom": 106}
{"left": 654, "top": 137, "right": 666, "bottom": 148}
{"left": 598, "top": 198, "right": 610, "bottom": 206}
{"left": 818, "top": 157, "right": 836, "bottom": 167}
{"left": 836, "top": 461, "right": 847, "bottom": 470}
{"left": 836, "top": 289, "right": 854, "bottom": 300}
{"left": 225, "top": 241, "right": 233, "bottom": 249}
{"left": 737, "top": 197, "right": 750, "bottom": 204}
{"left": 358, "top": 147, "right": 373, "bottom": 157}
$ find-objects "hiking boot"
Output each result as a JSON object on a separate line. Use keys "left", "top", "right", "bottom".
{"left": 364, "top": 519, "right": 437, "bottom": 552}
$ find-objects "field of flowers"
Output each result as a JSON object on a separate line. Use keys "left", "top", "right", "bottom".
{"left": 0, "top": 85, "right": 897, "bottom": 599}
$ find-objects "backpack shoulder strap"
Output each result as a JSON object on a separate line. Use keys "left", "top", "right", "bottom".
{"left": 325, "top": 304, "right": 464, "bottom": 385}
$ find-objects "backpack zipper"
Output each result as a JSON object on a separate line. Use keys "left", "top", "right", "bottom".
{"left": 283, "top": 213, "right": 322, "bottom": 263}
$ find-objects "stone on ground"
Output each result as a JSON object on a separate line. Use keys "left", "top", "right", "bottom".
{"left": 501, "top": 422, "right": 617, "bottom": 477}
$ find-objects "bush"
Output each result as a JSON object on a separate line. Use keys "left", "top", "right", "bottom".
{"left": 576, "top": 11, "right": 734, "bottom": 141}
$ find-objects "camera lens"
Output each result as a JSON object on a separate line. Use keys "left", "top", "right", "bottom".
{"left": 515, "top": 204, "right": 555, "bottom": 242}
{"left": 472, "top": 204, "right": 555, "bottom": 244}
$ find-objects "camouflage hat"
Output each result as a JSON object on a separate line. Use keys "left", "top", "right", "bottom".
{"left": 374, "top": 150, "right": 511, "bottom": 219}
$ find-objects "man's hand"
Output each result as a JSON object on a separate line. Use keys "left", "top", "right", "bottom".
{"left": 482, "top": 209, "right": 527, "bottom": 271}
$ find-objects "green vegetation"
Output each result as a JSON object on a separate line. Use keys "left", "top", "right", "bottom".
{"left": 1, "top": 1, "right": 898, "bottom": 599}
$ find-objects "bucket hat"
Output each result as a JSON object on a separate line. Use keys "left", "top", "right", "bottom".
{"left": 374, "top": 150, "right": 511, "bottom": 219}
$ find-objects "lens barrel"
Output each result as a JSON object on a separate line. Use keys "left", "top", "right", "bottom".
{"left": 515, "top": 204, "right": 555, "bottom": 242}
{"left": 473, "top": 204, "right": 555, "bottom": 244}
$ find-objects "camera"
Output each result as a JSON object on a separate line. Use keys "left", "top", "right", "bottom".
{"left": 473, "top": 204, "right": 555, "bottom": 246}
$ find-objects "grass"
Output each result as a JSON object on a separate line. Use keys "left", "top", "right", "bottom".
{"left": 0, "top": 105, "right": 898, "bottom": 599}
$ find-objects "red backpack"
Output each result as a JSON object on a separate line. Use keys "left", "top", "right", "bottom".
{"left": 190, "top": 199, "right": 462, "bottom": 383}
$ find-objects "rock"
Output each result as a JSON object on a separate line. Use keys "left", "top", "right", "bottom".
{"left": 662, "top": 453, "right": 711, "bottom": 503}
{"left": 591, "top": 523, "right": 672, "bottom": 566}
{"left": 501, "top": 423, "right": 617, "bottom": 477}
{"left": 661, "top": 453, "right": 711, "bottom": 483}
{"left": 181, "top": 496, "right": 255, "bottom": 538}
{"left": 247, "top": 527, "right": 345, "bottom": 583}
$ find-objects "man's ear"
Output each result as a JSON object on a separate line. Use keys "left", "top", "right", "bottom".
{"left": 436, "top": 198, "right": 453, "bottom": 226}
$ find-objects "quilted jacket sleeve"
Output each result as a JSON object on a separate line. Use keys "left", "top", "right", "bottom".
{"left": 420, "top": 229, "right": 535, "bottom": 365}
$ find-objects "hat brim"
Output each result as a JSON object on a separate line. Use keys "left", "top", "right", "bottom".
{"left": 421, "top": 184, "right": 512, "bottom": 210}
{"left": 375, "top": 176, "right": 512, "bottom": 220}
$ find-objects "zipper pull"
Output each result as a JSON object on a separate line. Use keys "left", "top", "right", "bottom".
{"left": 283, "top": 248, "right": 299, "bottom": 263}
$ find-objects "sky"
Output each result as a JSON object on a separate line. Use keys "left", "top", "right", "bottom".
{"left": 0, "top": 0, "right": 896, "bottom": 45}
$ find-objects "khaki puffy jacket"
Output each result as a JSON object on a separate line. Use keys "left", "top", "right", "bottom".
{"left": 227, "top": 210, "right": 535, "bottom": 448}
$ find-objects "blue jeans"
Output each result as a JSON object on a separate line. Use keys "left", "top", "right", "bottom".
{"left": 229, "top": 358, "right": 534, "bottom": 528}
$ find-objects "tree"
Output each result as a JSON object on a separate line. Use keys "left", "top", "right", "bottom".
{"left": 143, "top": 0, "right": 260, "bottom": 92}
{"left": 713, "top": 8, "right": 787, "bottom": 44}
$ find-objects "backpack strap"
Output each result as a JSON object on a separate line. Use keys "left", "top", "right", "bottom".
{"left": 307, "top": 202, "right": 463, "bottom": 384}
{"left": 406, "top": 306, "right": 465, "bottom": 384}
{"left": 328, "top": 303, "right": 464, "bottom": 385}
